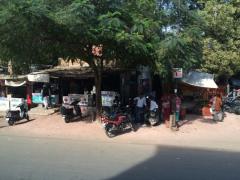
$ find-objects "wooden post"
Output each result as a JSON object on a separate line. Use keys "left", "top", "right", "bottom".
{"left": 170, "top": 113, "right": 179, "bottom": 131}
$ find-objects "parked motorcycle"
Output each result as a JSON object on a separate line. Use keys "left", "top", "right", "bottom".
{"left": 101, "top": 110, "right": 135, "bottom": 138}
{"left": 60, "top": 100, "right": 81, "bottom": 123}
{"left": 5, "top": 103, "right": 29, "bottom": 126}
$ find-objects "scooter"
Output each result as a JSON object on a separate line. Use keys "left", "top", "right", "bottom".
{"left": 60, "top": 100, "right": 81, "bottom": 123}
{"left": 5, "top": 103, "right": 29, "bottom": 126}
{"left": 101, "top": 110, "right": 135, "bottom": 138}
{"left": 145, "top": 96, "right": 159, "bottom": 126}
{"left": 146, "top": 108, "right": 160, "bottom": 126}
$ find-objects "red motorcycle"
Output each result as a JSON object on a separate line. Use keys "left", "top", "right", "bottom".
{"left": 101, "top": 110, "right": 135, "bottom": 138}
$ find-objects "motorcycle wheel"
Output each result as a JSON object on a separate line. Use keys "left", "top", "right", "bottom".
{"left": 8, "top": 120, "right": 14, "bottom": 126}
{"left": 128, "top": 122, "right": 136, "bottom": 132}
{"left": 105, "top": 124, "right": 116, "bottom": 138}
{"left": 64, "top": 117, "right": 70, "bottom": 123}
{"left": 150, "top": 118, "right": 159, "bottom": 126}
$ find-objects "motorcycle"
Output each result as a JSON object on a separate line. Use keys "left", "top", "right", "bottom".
{"left": 60, "top": 100, "right": 81, "bottom": 123}
{"left": 5, "top": 103, "right": 29, "bottom": 126}
{"left": 101, "top": 109, "right": 135, "bottom": 138}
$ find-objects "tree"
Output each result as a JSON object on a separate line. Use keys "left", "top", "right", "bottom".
{"left": 156, "top": 0, "right": 204, "bottom": 77}
{"left": 0, "top": 0, "right": 61, "bottom": 74}
{"left": 51, "top": 0, "right": 162, "bottom": 114}
{"left": 0, "top": 0, "right": 162, "bottom": 114}
{"left": 199, "top": 0, "right": 240, "bottom": 77}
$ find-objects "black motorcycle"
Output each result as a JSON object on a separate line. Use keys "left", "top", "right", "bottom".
{"left": 60, "top": 100, "right": 81, "bottom": 123}
{"left": 5, "top": 103, "right": 29, "bottom": 126}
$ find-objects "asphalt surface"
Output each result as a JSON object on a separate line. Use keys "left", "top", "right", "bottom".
{"left": 0, "top": 135, "right": 240, "bottom": 180}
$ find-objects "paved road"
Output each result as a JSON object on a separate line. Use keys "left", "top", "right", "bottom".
{"left": 0, "top": 135, "right": 240, "bottom": 180}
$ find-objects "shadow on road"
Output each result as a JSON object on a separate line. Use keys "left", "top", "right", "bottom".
{"left": 178, "top": 114, "right": 225, "bottom": 127}
{"left": 0, "top": 125, "right": 7, "bottom": 129}
{"left": 15, "top": 118, "right": 36, "bottom": 125}
{"left": 110, "top": 145, "right": 240, "bottom": 180}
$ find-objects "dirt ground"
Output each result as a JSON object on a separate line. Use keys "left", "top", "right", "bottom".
{"left": 1, "top": 112, "right": 240, "bottom": 151}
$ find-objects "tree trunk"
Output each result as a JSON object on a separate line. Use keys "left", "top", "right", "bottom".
{"left": 94, "top": 69, "right": 102, "bottom": 116}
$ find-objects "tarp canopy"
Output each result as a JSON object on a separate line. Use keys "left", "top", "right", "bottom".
{"left": 181, "top": 71, "right": 218, "bottom": 89}
{"left": 5, "top": 80, "right": 26, "bottom": 87}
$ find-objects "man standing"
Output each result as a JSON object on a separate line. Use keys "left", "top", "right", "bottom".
{"left": 171, "top": 94, "right": 181, "bottom": 128}
{"left": 134, "top": 93, "right": 146, "bottom": 124}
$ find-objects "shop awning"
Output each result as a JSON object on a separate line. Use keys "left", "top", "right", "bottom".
{"left": 182, "top": 71, "right": 218, "bottom": 89}
{"left": 28, "top": 73, "right": 50, "bottom": 83}
{"left": 5, "top": 80, "right": 26, "bottom": 87}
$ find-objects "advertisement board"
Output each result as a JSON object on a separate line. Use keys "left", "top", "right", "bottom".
{"left": 101, "top": 91, "right": 119, "bottom": 107}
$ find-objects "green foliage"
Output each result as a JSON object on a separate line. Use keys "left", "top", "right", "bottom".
{"left": 0, "top": 0, "right": 60, "bottom": 74}
{"left": 199, "top": 0, "right": 240, "bottom": 76}
{"left": 156, "top": 0, "right": 204, "bottom": 77}
{"left": 1, "top": 0, "right": 238, "bottom": 79}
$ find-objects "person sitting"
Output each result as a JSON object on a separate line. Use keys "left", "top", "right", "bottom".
{"left": 211, "top": 93, "right": 224, "bottom": 121}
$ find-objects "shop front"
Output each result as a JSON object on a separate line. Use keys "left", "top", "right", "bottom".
{"left": 27, "top": 73, "right": 59, "bottom": 106}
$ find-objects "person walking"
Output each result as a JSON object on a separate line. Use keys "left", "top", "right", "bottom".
{"left": 41, "top": 84, "right": 50, "bottom": 109}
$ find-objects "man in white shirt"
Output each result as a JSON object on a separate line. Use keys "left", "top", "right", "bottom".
{"left": 134, "top": 94, "right": 146, "bottom": 124}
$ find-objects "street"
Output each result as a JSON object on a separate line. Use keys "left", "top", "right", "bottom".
{"left": 1, "top": 112, "right": 240, "bottom": 180}
{"left": 0, "top": 134, "right": 240, "bottom": 180}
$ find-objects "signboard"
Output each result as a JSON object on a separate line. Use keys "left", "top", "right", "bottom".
{"left": 0, "top": 97, "right": 24, "bottom": 111}
{"left": 63, "top": 94, "right": 88, "bottom": 105}
{"left": 28, "top": 74, "right": 50, "bottom": 83}
{"left": 0, "top": 97, "right": 9, "bottom": 111}
{"left": 101, "top": 91, "right": 119, "bottom": 107}
{"left": 173, "top": 68, "right": 183, "bottom": 78}
{"left": 10, "top": 98, "right": 24, "bottom": 110}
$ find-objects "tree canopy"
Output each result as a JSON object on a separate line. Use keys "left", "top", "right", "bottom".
{"left": 199, "top": 0, "right": 240, "bottom": 76}
{"left": 0, "top": 0, "right": 163, "bottom": 112}
{"left": 0, "top": 0, "right": 239, "bottom": 94}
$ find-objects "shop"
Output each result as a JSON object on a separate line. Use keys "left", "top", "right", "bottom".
{"left": 0, "top": 76, "right": 28, "bottom": 111}
{"left": 27, "top": 73, "right": 59, "bottom": 106}
{"left": 180, "top": 71, "right": 225, "bottom": 116}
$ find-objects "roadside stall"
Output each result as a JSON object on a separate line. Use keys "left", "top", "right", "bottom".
{"left": 181, "top": 71, "right": 219, "bottom": 116}
{"left": 0, "top": 78, "right": 28, "bottom": 112}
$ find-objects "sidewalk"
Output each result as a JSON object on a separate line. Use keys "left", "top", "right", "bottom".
{"left": 1, "top": 112, "right": 240, "bottom": 152}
